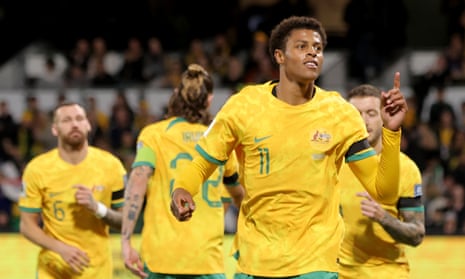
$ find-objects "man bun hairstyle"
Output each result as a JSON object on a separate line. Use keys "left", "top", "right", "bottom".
{"left": 166, "top": 64, "right": 213, "bottom": 125}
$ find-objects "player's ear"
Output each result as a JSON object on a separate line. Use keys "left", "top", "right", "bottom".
{"left": 86, "top": 119, "right": 92, "bottom": 133}
{"left": 274, "top": 49, "right": 284, "bottom": 64}
{"left": 207, "top": 93, "right": 214, "bottom": 107}
{"left": 51, "top": 124, "right": 58, "bottom": 136}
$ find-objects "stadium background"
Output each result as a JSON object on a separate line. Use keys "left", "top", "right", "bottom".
{"left": 0, "top": 0, "right": 465, "bottom": 278}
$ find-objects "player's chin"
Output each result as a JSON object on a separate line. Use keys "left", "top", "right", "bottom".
{"left": 306, "top": 69, "right": 321, "bottom": 82}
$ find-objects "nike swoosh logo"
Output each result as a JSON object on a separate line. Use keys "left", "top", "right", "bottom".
{"left": 254, "top": 135, "right": 272, "bottom": 143}
{"left": 49, "top": 191, "right": 66, "bottom": 198}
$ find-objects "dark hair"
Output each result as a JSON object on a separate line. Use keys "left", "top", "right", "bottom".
{"left": 269, "top": 16, "right": 327, "bottom": 64}
{"left": 53, "top": 102, "right": 86, "bottom": 122}
{"left": 166, "top": 64, "right": 213, "bottom": 125}
{"left": 347, "top": 84, "right": 381, "bottom": 100}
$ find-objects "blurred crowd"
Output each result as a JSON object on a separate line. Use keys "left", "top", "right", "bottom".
{"left": 2, "top": 0, "right": 465, "bottom": 236}
{"left": 25, "top": 32, "right": 278, "bottom": 95}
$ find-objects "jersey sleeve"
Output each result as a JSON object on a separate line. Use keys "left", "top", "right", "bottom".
{"left": 132, "top": 126, "right": 157, "bottom": 169}
{"left": 223, "top": 151, "right": 239, "bottom": 186}
{"left": 339, "top": 99, "right": 371, "bottom": 161}
{"left": 110, "top": 157, "right": 127, "bottom": 209}
{"left": 18, "top": 163, "right": 42, "bottom": 213}
{"left": 347, "top": 128, "right": 402, "bottom": 205}
{"left": 398, "top": 153, "right": 424, "bottom": 210}
{"left": 196, "top": 94, "right": 242, "bottom": 165}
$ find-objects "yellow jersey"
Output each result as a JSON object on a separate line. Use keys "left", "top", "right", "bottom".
{"left": 195, "top": 81, "right": 372, "bottom": 276}
{"left": 134, "top": 117, "right": 239, "bottom": 274}
{"left": 19, "top": 147, "right": 126, "bottom": 278}
{"left": 339, "top": 152, "right": 423, "bottom": 266}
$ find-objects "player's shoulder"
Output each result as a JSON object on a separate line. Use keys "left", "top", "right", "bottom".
{"left": 230, "top": 80, "right": 275, "bottom": 100}
{"left": 25, "top": 148, "right": 58, "bottom": 167}
{"left": 139, "top": 119, "right": 166, "bottom": 135}
{"left": 315, "top": 86, "right": 362, "bottom": 122}
{"left": 400, "top": 152, "right": 421, "bottom": 172}
{"left": 315, "top": 86, "right": 350, "bottom": 105}
{"left": 89, "top": 146, "right": 121, "bottom": 163}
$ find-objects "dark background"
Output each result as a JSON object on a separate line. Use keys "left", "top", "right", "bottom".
{"left": 0, "top": 0, "right": 449, "bottom": 65}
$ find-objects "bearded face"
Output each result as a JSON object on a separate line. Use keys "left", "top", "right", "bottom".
{"left": 52, "top": 104, "right": 91, "bottom": 150}
{"left": 60, "top": 127, "right": 88, "bottom": 149}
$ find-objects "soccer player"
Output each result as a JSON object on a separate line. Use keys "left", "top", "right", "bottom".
{"left": 121, "top": 64, "right": 244, "bottom": 278}
{"left": 338, "top": 84, "right": 425, "bottom": 278}
{"left": 170, "top": 16, "right": 408, "bottom": 279}
{"left": 18, "top": 102, "right": 126, "bottom": 279}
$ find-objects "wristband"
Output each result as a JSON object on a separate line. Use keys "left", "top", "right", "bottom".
{"left": 95, "top": 202, "right": 108, "bottom": 219}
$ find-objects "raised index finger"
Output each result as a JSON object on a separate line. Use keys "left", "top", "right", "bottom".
{"left": 393, "top": 71, "right": 400, "bottom": 90}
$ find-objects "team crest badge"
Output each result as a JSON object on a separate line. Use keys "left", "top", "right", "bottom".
{"left": 311, "top": 130, "right": 331, "bottom": 143}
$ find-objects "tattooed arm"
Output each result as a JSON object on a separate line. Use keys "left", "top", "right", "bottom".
{"left": 357, "top": 192, "right": 425, "bottom": 247}
{"left": 381, "top": 209, "right": 425, "bottom": 247}
{"left": 121, "top": 165, "right": 153, "bottom": 278}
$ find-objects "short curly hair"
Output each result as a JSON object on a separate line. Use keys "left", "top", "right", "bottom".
{"left": 269, "top": 16, "right": 327, "bottom": 64}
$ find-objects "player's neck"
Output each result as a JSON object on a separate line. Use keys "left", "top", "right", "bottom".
{"left": 373, "top": 139, "right": 382, "bottom": 154}
{"left": 58, "top": 143, "right": 89, "bottom": 165}
{"left": 275, "top": 82, "right": 315, "bottom": 105}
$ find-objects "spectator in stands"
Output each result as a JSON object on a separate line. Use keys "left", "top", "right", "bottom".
{"left": 19, "top": 96, "right": 42, "bottom": 162}
{"left": 460, "top": 101, "right": 465, "bottom": 130}
{"left": 85, "top": 96, "right": 109, "bottom": 146}
{"left": 184, "top": 38, "right": 212, "bottom": 72}
{"left": 90, "top": 59, "right": 117, "bottom": 87}
{"left": 30, "top": 107, "right": 55, "bottom": 155}
{"left": 108, "top": 91, "right": 135, "bottom": 151}
{"left": 413, "top": 32, "right": 465, "bottom": 119}
{"left": 114, "top": 129, "right": 136, "bottom": 172}
{"left": 435, "top": 109, "right": 457, "bottom": 171}
{"left": 210, "top": 33, "right": 232, "bottom": 81}
{"left": 443, "top": 158, "right": 465, "bottom": 234}
{"left": 153, "top": 54, "right": 184, "bottom": 88}
{"left": 221, "top": 55, "right": 245, "bottom": 94}
{"left": 403, "top": 121, "right": 439, "bottom": 173}
{"left": 65, "top": 64, "right": 90, "bottom": 88}
{"left": 242, "top": 31, "right": 273, "bottom": 83}
{"left": 448, "top": 129, "right": 465, "bottom": 181}
{"left": 134, "top": 97, "right": 158, "bottom": 132}
{"left": 428, "top": 85, "right": 457, "bottom": 130}
{"left": 87, "top": 37, "right": 123, "bottom": 82}
{"left": 35, "top": 56, "right": 65, "bottom": 89}
{"left": 0, "top": 100, "right": 21, "bottom": 167}
{"left": 243, "top": 54, "right": 278, "bottom": 84}
{"left": 445, "top": 33, "right": 465, "bottom": 82}
{"left": 402, "top": 96, "right": 419, "bottom": 131}
{"left": 412, "top": 53, "right": 450, "bottom": 122}
{"left": 64, "top": 38, "right": 91, "bottom": 88}
{"left": 118, "top": 37, "right": 145, "bottom": 86}
{"left": 0, "top": 158, "right": 22, "bottom": 231}
{"left": 143, "top": 36, "right": 166, "bottom": 85}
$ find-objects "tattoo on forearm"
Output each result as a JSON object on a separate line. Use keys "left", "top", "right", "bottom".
{"left": 380, "top": 210, "right": 425, "bottom": 246}
{"left": 128, "top": 209, "right": 137, "bottom": 221}
{"left": 133, "top": 165, "right": 153, "bottom": 178}
{"left": 120, "top": 166, "right": 151, "bottom": 240}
